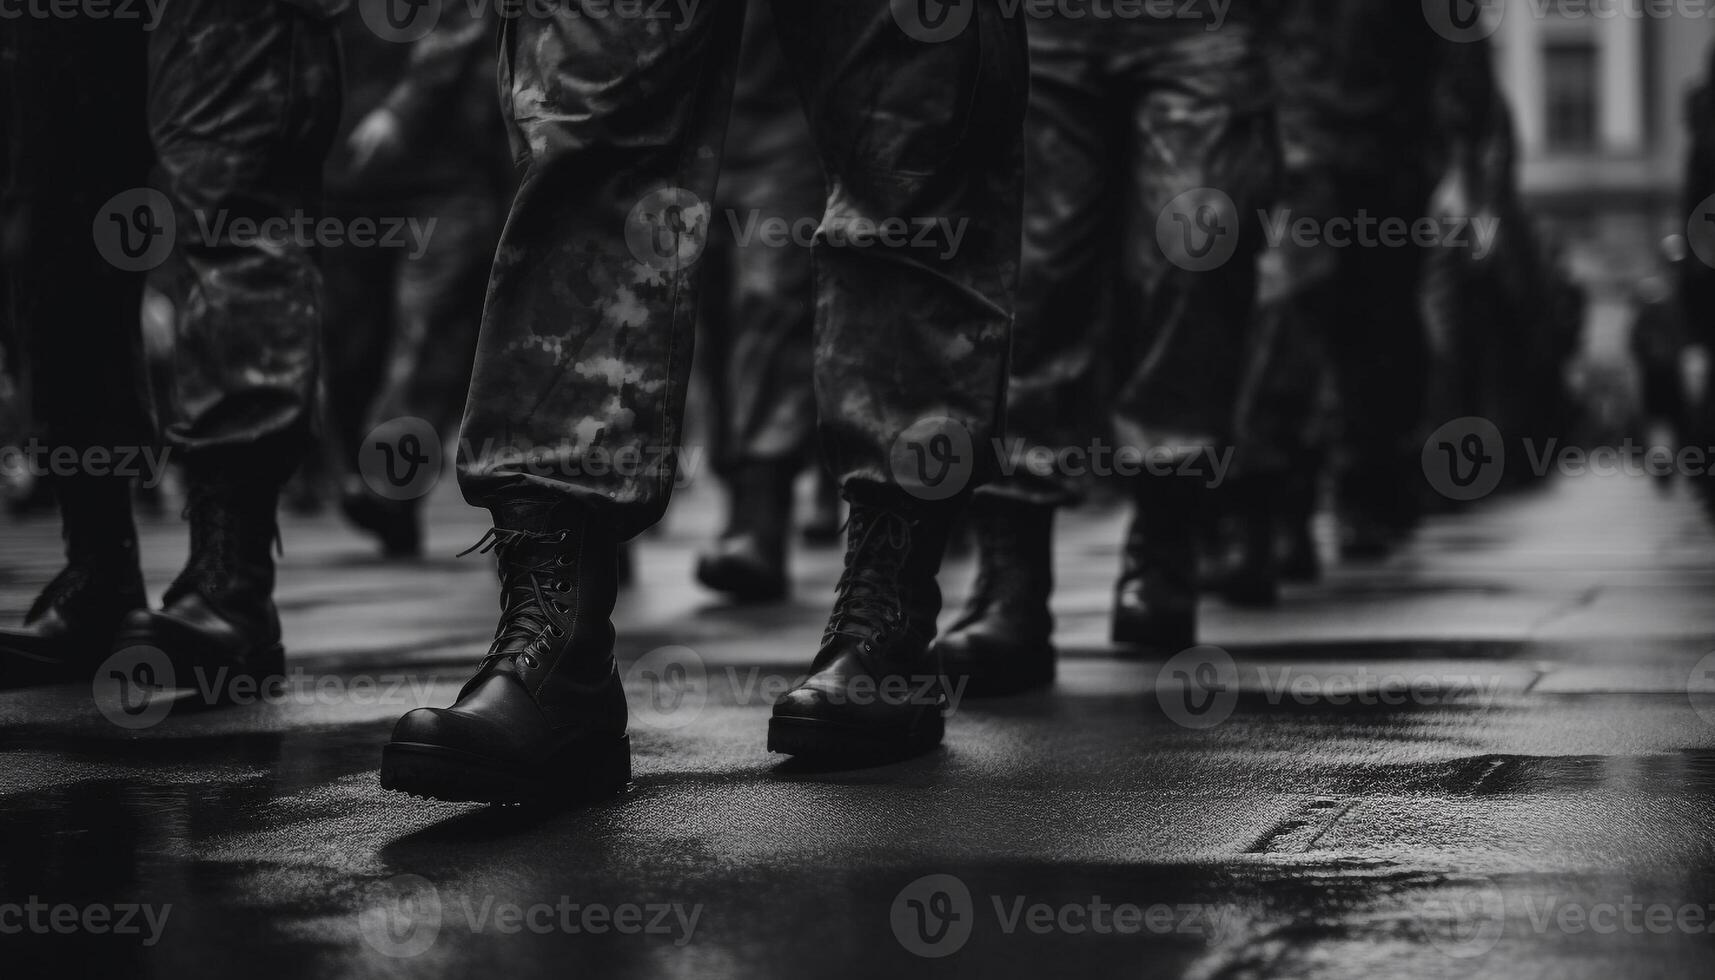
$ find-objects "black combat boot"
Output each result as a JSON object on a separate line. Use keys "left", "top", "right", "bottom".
{"left": 1, "top": 478, "right": 145, "bottom": 688}
{"left": 695, "top": 458, "right": 795, "bottom": 601}
{"left": 1201, "top": 477, "right": 1280, "bottom": 608}
{"left": 382, "top": 501, "right": 629, "bottom": 805}
{"left": 116, "top": 469, "right": 286, "bottom": 705}
{"left": 1112, "top": 477, "right": 1200, "bottom": 653}
{"left": 934, "top": 495, "right": 1055, "bottom": 697}
{"left": 769, "top": 493, "right": 952, "bottom": 761}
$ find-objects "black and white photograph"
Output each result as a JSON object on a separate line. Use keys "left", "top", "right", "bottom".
{"left": 3, "top": 0, "right": 1715, "bottom": 976}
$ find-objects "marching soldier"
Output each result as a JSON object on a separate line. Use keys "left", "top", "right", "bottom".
{"left": 379, "top": 0, "right": 1027, "bottom": 803}
{"left": 1, "top": 0, "right": 343, "bottom": 696}
{"left": 934, "top": 0, "right": 1280, "bottom": 694}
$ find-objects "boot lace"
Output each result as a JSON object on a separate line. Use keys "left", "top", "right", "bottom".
{"left": 163, "top": 485, "right": 280, "bottom": 606}
{"left": 822, "top": 506, "right": 912, "bottom": 648}
{"left": 460, "top": 527, "right": 575, "bottom": 668}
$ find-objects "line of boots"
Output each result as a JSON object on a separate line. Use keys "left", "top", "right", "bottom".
{"left": 0, "top": 465, "right": 288, "bottom": 704}
{"left": 380, "top": 488, "right": 953, "bottom": 806}
{"left": 936, "top": 473, "right": 1308, "bottom": 698}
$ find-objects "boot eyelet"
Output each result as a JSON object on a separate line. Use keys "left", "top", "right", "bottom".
{"left": 555, "top": 555, "right": 573, "bottom": 566}
{"left": 552, "top": 601, "right": 568, "bottom": 614}
{"left": 547, "top": 625, "right": 564, "bottom": 638}
{"left": 555, "top": 530, "right": 570, "bottom": 543}
{"left": 521, "top": 654, "right": 539, "bottom": 669}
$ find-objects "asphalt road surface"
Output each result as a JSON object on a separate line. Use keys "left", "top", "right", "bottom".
{"left": 2, "top": 473, "right": 1713, "bottom": 979}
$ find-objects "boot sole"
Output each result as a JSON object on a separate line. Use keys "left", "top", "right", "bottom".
{"left": 380, "top": 736, "right": 631, "bottom": 807}
{"left": 766, "top": 713, "right": 944, "bottom": 762}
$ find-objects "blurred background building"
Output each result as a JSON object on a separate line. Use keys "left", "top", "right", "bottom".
{"left": 1493, "top": 0, "right": 1714, "bottom": 358}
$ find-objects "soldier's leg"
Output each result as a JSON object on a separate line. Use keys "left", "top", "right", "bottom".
{"left": 342, "top": 189, "right": 501, "bottom": 557}
{"left": 1325, "top": 169, "right": 1434, "bottom": 559}
{"left": 322, "top": 205, "right": 398, "bottom": 486}
{"left": 938, "top": 23, "right": 1120, "bottom": 697}
{"left": 1109, "top": 24, "right": 1277, "bottom": 649}
{"left": 119, "top": 0, "right": 342, "bottom": 701}
{"left": 0, "top": 16, "right": 152, "bottom": 686}
{"left": 766, "top": 0, "right": 1027, "bottom": 759}
{"left": 384, "top": 1, "right": 747, "bottom": 805}
{"left": 454, "top": 7, "right": 742, "bottom": 536}
{"left": 695, "top": 0, "right": 821, "bottom": 602}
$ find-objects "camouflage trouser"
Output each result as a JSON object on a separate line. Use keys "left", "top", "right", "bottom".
{"left": 4, "top": 0, "right": 339, "bottom": 481}
{"left": 325, "top": 188, "right": 501, "bottom": 472}
{"left": 697, "top": 0, "right": 820, "bottom": 475}
{"left": 456, "top": 0, "right": 1026, "bottom": 538}
{"left": 978, "top": 21, "right": 1277, "bottom": 506}
{"left": 1234, "top": 164, "right": 1433, "bottom": 516}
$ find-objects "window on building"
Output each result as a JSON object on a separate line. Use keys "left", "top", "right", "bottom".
{"left": 1544, "top": 40, "right": 1600, "bottom": 152}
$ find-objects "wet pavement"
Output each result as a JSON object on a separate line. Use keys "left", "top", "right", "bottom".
{"left": 3, "top": 474, "right": 1714, "bottom": 978}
